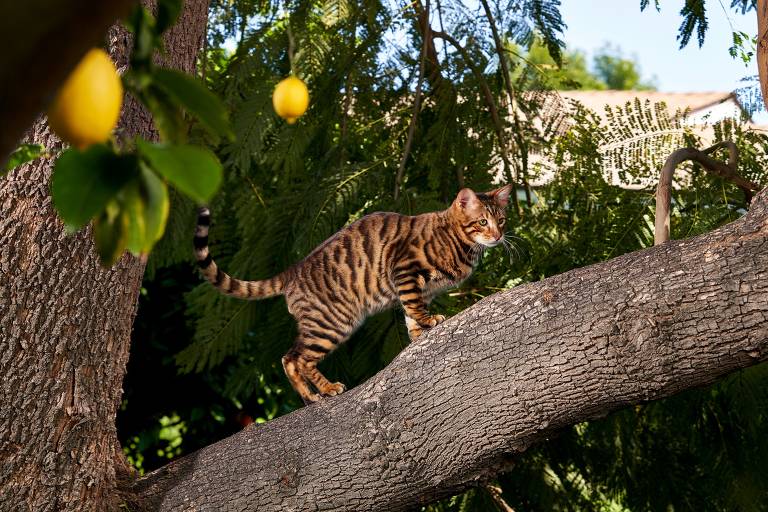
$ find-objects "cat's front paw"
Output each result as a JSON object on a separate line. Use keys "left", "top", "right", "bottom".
{"left": 421, "top": 314, "right": 446, "bottom": 327}
{"left": 320, "top": 381, "right": 347, "bottom": 397}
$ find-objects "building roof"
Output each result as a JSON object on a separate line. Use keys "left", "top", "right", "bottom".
{"left": 556, "top": 90, "right": 745, "bottom": 119}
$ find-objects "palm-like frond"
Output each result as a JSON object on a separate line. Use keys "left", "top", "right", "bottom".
{"left": 595, "top": 99, "right": 692, "bottom": 187}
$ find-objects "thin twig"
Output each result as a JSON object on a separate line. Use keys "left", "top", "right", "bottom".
{"left": 431, "top": 29, "right": 520, "bottom": 215}
{"left": 478, "top": 0, "right": 531, "bottom": 207}
{"left": 654, "top": 141, "right": 760, "bottom": 245}
{"left": 435, "top": 0, "right": 448, "bottom": 64}
{"left": 394, "top": 0, "right": 430, "bottom": 201}
{"left": 286, "top": 17, "right": 296, "bottom": 73}
{"left": 339, "top": 11, "right": 360, "bottom": 166}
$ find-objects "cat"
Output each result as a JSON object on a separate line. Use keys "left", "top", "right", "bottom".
{"left": 193, "top": 185, "right": 512, "bottom": 404}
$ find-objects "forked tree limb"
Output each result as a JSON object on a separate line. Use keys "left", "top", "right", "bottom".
{"left": 654, "top": 141, "right": 761, "bottom": 245}
{"left": 128, "top": 186, "right": 768, "bottom": 511}
{"left": 484, "top": 484, "right": 516, "bottom": 512}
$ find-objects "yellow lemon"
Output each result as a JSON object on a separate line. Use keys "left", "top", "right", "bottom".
{"left": 272, "top": 76, "right": 309, "bottom": 124}
{"left": 47, "top": 48, "right": 123, "bottom": 149}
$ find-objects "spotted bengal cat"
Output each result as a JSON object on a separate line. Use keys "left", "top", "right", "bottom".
{"left": 194, "top": 185, "right": 512, "bottom": 404}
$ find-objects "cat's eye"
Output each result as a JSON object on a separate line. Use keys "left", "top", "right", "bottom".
{"left": 498, "top": 218, "right": 506, "bottom": 226}
{"left": 478, "top": 219, "right": 488, "bottom": 226}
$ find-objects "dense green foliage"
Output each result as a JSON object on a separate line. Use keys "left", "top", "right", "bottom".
{"left": 116, "top": 0, "right": 768, "bottom": 510}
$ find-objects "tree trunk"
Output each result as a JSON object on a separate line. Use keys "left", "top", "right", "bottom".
{"left": 758, "top": 0, "right": 768, "bottom": 111}
{"left": 0, "top": 2, "right": 208, "bottom": 510}
{"left": 128, "top": 187, "right": 768, "bottom": 511}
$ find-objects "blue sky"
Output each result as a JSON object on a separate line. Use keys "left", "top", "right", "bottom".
{"left": 559, "top": 0, "right": 758, "bottom": 93}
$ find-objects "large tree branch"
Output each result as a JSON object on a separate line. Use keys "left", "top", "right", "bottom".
{"left": 128, "top": 186, "right": 768, "bottom": 510}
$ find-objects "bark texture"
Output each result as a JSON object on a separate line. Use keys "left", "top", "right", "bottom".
{"left": 0, "top": 2, "right": 208, "bottom": 510}
{"left": 758, "top": 0, "right": 768, "bottom": 112}
{"left": 130, "top": 187, "right": 768, "bottom": 511}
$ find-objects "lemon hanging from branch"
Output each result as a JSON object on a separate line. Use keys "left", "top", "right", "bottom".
{"left": 47, "top": 49, "right": 123, "bottom": 149}
{"left": 272, "top": 17, "right": 309, "bottom": 124}
{"left": 272, "top": 76, "right": 309, "bottom": 124}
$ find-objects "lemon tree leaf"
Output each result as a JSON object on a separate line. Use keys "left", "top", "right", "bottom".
{"left": 157, "top": 0, "right": 183, "bottom": 34}
{"left": 113, "top": 165, "right": 170, "bottom": 255}
{"left": 138, "top": 163, "right": 170, "bottom": 251}
{"left": 137, "top": 140, "right": 222, "bottom": 203}
{"left": 4, "top": 144, "right": 46, "bottom": 175}
{"left": 122, "top": 183, "right": 147, "bottom": 254}
{"left": 140, "top": 84, "right": 186, "bottom": 144}
{"left": 93, "top": 202, "right": 129, "bottom": 267}
{"left": 126, "top": 6, "right": 159, "bottom": 71}
{"left": 152, "top": 68, "right": 234, "bottom": 143}
{"left": 51, "top": 145, "right": 138, "bottom": 232}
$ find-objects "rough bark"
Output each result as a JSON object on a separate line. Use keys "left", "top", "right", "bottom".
{"left": 0, "top": 2, "right": 208, "bottom": 510}
{"left": 129, "top": 187, "right": 768, "bottom": 511}
{"left": 758, "top": 0, "right": 768, "bottom": 112}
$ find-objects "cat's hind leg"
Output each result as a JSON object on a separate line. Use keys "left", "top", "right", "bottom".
{"left": 296, "top": 326, "right": 347, "bottom": 397}
{"left": 286, "top": 320, "right": 349, "bottom": 402}
{"left": 282, "top": 349, "right": 320, "bottom": 404}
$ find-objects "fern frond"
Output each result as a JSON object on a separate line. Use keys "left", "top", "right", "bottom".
{"left": 177, "top": 291, "right": 262, "bottom": 373}
{"left": 321, "top": 0, "right": 350, "bottom": 27}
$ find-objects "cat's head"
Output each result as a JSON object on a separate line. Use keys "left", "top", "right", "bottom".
{"left": 450, "top": 185, "right": 512, "bottom": 247}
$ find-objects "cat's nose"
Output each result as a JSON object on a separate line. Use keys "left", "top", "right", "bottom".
{"left": 494, "top": 233, "right": 502, "bottom": 241}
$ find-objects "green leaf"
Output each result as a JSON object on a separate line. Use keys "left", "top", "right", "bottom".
{"left": 51, "top": 145, "right": 138, "bottom": 231}
{"left": 126, "top": 6, "right": 159, "bottom": 71}
{"left": 140, "top": 84, "right": 186, "bottom": 143}
{"left": 93, "top": 202, "right": 129, "bottom": 267}
{"left": 117, "top": 165, "right": 170, "bottom": 255}
{"left": 137, "top": 140, "right": 222, "bottom": 203}
{"left": 139, "top": 163, "right": 170, "bottom": 251}
{"left": 157, "top": 0, "right": 183, "bottom": 34}
{"left": 121, "top": 183, "right": 147, "bottom": 254}
{"left": 152, "top": 68, "right": 234, "bottom": 143}
{"left": 3, "top": 144, "right": 46, "bottom": 175}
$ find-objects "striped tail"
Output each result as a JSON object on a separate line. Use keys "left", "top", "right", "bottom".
{"left": 194, "top": 207, "right": 284, "bottom": 299}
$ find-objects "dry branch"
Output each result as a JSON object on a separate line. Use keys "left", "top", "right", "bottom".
{"left": 128, "top": 187, "right": 768, "bottom": 511}
{"left": 394, "top": 0, "right": 430, "bottom": 200}
{"left": 654, "top": 141, "right": 761, "bottom": 245}
{"left": 431, "top": 30, "right": 520, "bottom": 214}
{"left": 478, "top": 0, "right": 532, "bottom": 207}
{"left": 757, "top": 0, "right": 768, "bottom": 112}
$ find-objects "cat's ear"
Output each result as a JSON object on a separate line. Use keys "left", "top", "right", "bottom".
{"left": 454, "top": 188, "right": 480, "bottom": 210}
{"left": 488, "top": 184, "right": 513, "bottom": 208}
